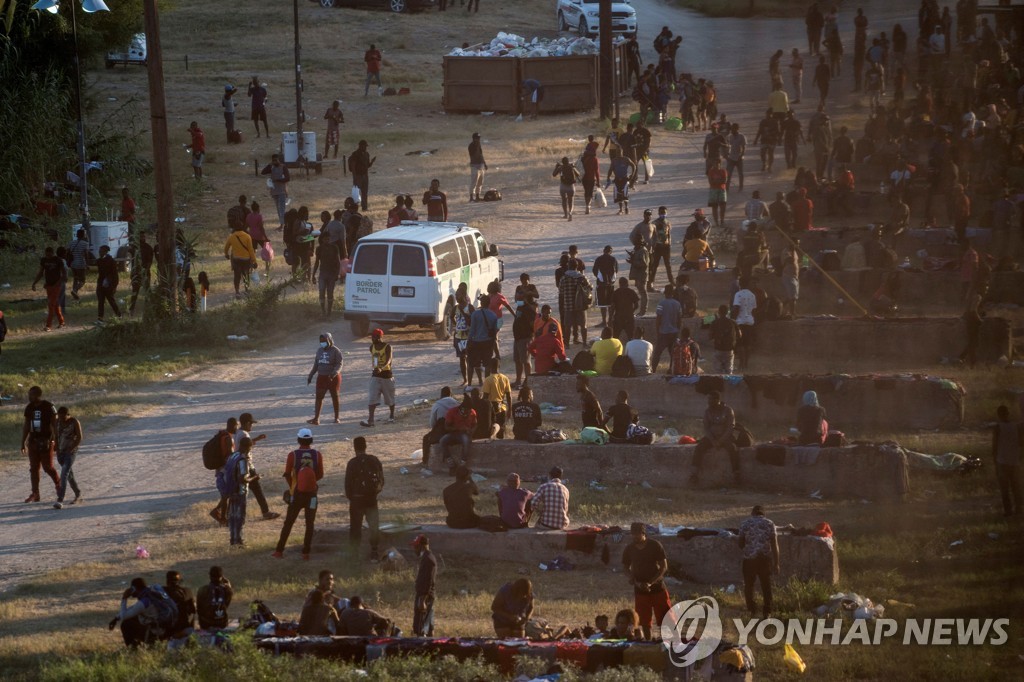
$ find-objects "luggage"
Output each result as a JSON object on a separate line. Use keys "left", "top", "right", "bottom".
{"left": 228, "top": 129, "right": 243, "bottom": 144}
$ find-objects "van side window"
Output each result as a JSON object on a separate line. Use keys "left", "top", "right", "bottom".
{"left": 476, "top": 235, "right": 489, "bottom": 258}
{"left": 392, "top": 244, "right": 426, "bottom": 277}
{"left": 458, "top": 235, "right": 478, "bottom": 264}
{"left": 433, "top": 239, "right": 463, "bottom": 274}
{"left": 352, "top": 244, "right": 389, "bottom": 275}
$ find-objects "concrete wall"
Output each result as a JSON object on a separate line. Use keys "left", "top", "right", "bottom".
{"left": 380, "top": 524, "right": 839, "bottom": 586}
{"left": 527, "top": 374, "right": 964, "bottom": 432}
{"left": 760, "top": 226, "right": 989, "bottom": 263}
{"left": 467, "top": 441, "right": 910, "bottom": 500}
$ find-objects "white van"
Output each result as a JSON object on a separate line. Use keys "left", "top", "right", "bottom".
{"left": 343, "top": 221, "right": 504, "bottom": 338}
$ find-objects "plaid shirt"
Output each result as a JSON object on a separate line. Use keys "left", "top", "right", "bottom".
{"left": 533, "top": 478, "right": 570, "bottom": 529}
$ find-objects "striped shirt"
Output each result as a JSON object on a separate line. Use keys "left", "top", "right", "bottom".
{"left": 67, "top": 238, "right": 90, "bottom": 269}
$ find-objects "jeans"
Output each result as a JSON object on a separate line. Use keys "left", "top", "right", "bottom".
{"left": 649, "top": 244, "right": 672, "bottom": 285}
{"left": 273, "top": 194, "right": 287, "bottom": 227}
{"left": 228, "top": 493, "right": 246, "bottom": 545}
{"left": 97, "top": 284, "right": 121, "bottom": 320}
{"left": 470, "top": 165, "right": 485, "bottom": 199}
{"left": 714, "top": 350, "right": 735, "bottom": 374}
{"left": 422, "top": 421, "right": 447, "bottom": 464}
{"left": 439, "top": 431, "right": 472, "bottom": 465}
{"left": 742, "top": 554, "right": 773, "bottom": 618}
{"left": 349, "top": 497, "right": 380, "bottom": 553}
{"left": 275, "top": 492, "right": 317, "bottom": 555}
{"left": 72, "top": 267, "right": 87, "bottom": 295}
{"left": 231, "top": 257, "right": 252, "bottom": 294}
{"left": 28, "top": 438, "right": 60, "bottom": 497}
{"left": 997, "top": 463, "right": 1022, "bottom": 516}
{"left": 413, "top": 594, "right": 435, "bottom": 636}
{"left": 249, "top": 475, "right": 272, "bottom": 515}
{"left": 726, "top": 158, "right": 744, "bottom": 190}
{"left": 364, "top": 71, "right": 382, "bottom": 95}
{"left": 650, "top": 331, "right": 678, "bottom": 373}
{"left": 56, "top": 451, "right": 80, "bottom": 502}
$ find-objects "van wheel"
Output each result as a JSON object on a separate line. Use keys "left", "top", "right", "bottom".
{"left": 351, "top": 318, "right": 370, "bottom": 338}
{"left": 435, "top": 299, "right": 454, "bottom": 340}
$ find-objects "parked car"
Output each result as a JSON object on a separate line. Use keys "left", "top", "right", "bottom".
{"left": 313, "top": 0, "right": 436, "bottom": 12}
{"left": 105, "top": 33, "right": 147, "bottom": 68}
{"left": 557, "top": 0, "right": 637, "bottom": 39}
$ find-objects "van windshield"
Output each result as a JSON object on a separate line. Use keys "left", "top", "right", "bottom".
{"left": 352, "top": 244, "right": 389, "bottom": 275}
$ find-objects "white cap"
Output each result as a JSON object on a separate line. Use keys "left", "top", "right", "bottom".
{"left": 297, "top": 428, "right": 314, "bottom": 440}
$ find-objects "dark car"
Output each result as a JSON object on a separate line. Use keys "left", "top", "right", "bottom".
{"left": 314, "top": 0, "right": 436, "bottom": 12}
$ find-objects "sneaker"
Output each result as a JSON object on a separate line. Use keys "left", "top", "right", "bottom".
{"left": 385, "top": 417, "right": 396, "bottom": 424}
{"left": 263, "top": 511, "right": 281, "bottom": 521}
{"left": 271, "top": 551, "right": 283, "bottom": 559}
{"left": 43, "top": 327, "right": 51, "bottom": 332}
{"left": 24, "top": 493, "right": 39, "bottom": 503}
{"left": 71, "top": 493, "right": 81, "bottom": 505}
{"left": 53, "top": 502, "right": 63, "bottom": 510}
{"left": 359, "top": 420, "right": 375, "bottom": 427}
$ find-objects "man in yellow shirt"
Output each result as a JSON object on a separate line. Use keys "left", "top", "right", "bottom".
{"left": 681, "top": 236, "right": 714, "bottom": 271}
{"left": 481, "top": 358, "right": 512, "bottom": 439}
{"left": 224, "top": 222, "right": 257, "bottom": 297}
{"left": 590, "top": 326, "right": 623, "bottom": 375}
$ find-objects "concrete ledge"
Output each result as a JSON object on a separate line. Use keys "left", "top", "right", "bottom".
{"left": 527, "top": 374, "right": 965, "bottom": 431}
{"left": 380, "top": 524, "right": 839, "bottom": 586}
{"left": 761, "top": 225, "right": 988, "bottom": 263}
{"left": 469, "top": 441, "right": 910, "bottom": 500}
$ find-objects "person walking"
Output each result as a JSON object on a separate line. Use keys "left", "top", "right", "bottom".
{"left": 782, "top": 111, "right": 804, "bottom": 170}
{"left": 247, "top": 76, "right": 269, "bottom": 138}
{"left": 53, "top": 406, "right": 83, "bottom": 509}
{"left": 468, "top": 133, "right": 487, "bottom": 202}
{"left": 67, "top": 229, "right": 90, "bottom": 300}
{"left": 813, "top": 55, "right": 831, "bottom": 105}
{"left": 622, "top": 522, "right": 671, "bottom": 640}
{"left": 552, "top": 156, "right": 581, "bottom": 221}
{"left": 345, "top": 436, "right": 384, "bottom": 562}
{"left": 364, "top": 44, "right": 383, "bottom": 96}
{"left": 581, "top": 138, "right": 600, "bottom": 213}
{"left": 361, "top": 328, "right": 396, "bottom": 427}
{"left": 221, "top": 84, "right": 237, "bottom": 142}
{"left": 412, "top": 534, "right": 437, "bottom": 636}
{"left": 21, "top": 386, "right": 60, "bottom": 503}
{"left": 307, "top": 332, "right": 343, "bottom": 425}
{"left": 95, "top": 245, "right": 122, "bottom": 323}
{"left": 992, "top": 405, "right": 1023, "bottom": 517}
{"left": 223, "top": 221, "right": 257, "bottom": 298}
{"left": 627, "top": 237, "right": 650, "bottom": 316}
{"left": 707, "top": 157, "right": 728, "bottom": 228}
{"left": 709, "top": 304, "right": 740, "bottom": 373}
{"left": 423, "top": 179, "right": 448, "bottom": 221}
{"left": 234, "top": 412, "right": 280, "bottom": 521}
{"left": 188, "top": 121, "right": 205, "bottom": 179}
{"left": 649, "top": 206, "right": 673, "bottom": 289}
{"left": 261, "top": 154, "right": 290, "bottom": 229}
{"left": 789, "top": 48, "right": 804, "bottom": 103}
{"left": 738, "top": 505, "right": 780, "bottom": 619}
{"left": 724, "top": 124, "right": 746, "bottom": 191}
{"left": 272, "top": 428, "right": 324, "bottom": 560}
{"left": 324, "top": 101, "right": 344, "bottom": 159}
{"left": 31, "top": 246, "right": 65, "bottom": 331}
{"left": 651, "top": 284, "right": 682, "bottom": 373}
{"left": 806, "top": 1, "right": 824, "bottom": 55}
{"left": 348, "top": 141, "right": 375, "bottom": 212}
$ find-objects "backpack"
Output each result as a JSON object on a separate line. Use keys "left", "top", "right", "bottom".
{"left": 611, "top": 355, "right": 636, "bottom": 378}
{"left": 734, "top": 423, "right": 755, "bottom": 448}
{"left": 626, "top": 423, "right": 654, "bottom": 445}
{"left": 141, "top": 586, "right": 179, "bottom": 635}
{"left": 478, "top": 515, "right": 508, "bottom": 532}
{"left": 572, "top": 350, "right": 596, "bottom": 372}
{"left": 483, "top": 189, "right": 502, "bottom": 201}
{"left": 218, "top": 452, "right": 244, "bottom": 496}
{"left": 349, "top": 455, "right": 383, "bottom": 498}
{"left": 199, "top": 582, "right": 229, "bottom": 627}
{"left": 291, "top": 449, "right": 321, "bottom": 494}
{"left": 202, "top": 430, "right": 233, "bottom": 470}
{"left": 228, "top": 129, "right": 243, "bottom": 144}
{"left": 574, "top": 277, "right": 593, "bottom": 310}
{"left": 677, "top": 286, "right": 698, "bottom": 317}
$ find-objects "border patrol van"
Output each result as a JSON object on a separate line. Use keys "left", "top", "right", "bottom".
{"left": 343, "top": 221, "right": 504, "bottom": 338}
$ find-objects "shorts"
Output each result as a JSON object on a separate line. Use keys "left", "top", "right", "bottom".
{"left": 315, "top": 373, "right": 341, "bottom": 399}
{"left": 782, "top": 276, "right": 799, "bottom": 301}
{"left": 596, "top": 283, "right": 614, "bottom": 307}
{"left": 513, "top": 338, "right": 530, "bottom": 367}
{"left": 192, "top": 152, "right": 205, "bottom": 168}
{"left": 454, "top": 336, "right": 469, "bottom": 358}
{"left": 326, "top": 128, "right": 340, "bottom": 146}
{"left": 251, "top": 108, "right": 267, "bottom": 122}
{"left": 368, "top": 376, "right": 395, "bottom": 406}
{"left": 708, "top": 188, "right": 727, "bottom": 205}
{"left": 468, "top": 339, "right": 494, "bottom": 369}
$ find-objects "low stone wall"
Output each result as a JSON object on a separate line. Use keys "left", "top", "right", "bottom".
{"left": 527, "top": 374, "right": 964, "bottom": 431}
{"left": 379, "top": 524, "right": 839, "bottom": 585}
{"left": 466, "top": 441, "right": 909, "bottom": 501}
{"left": 761, "top": 225, "right": 990, "bottom": 263}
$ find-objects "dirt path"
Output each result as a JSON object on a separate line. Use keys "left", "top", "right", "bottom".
{"left": 0, "top": 0, "right": 912, "bottom": 594}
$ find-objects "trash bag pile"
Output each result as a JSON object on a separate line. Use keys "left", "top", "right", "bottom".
{"left": 449, "top": 32, "right": 601, "bottom": 58}
{"left": 814, "top": 592, "right": 886, "bottom": 620}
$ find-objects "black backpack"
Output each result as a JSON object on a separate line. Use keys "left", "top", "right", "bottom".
{"left": 611, "top": 355, "right": 636, "bottom": 378}
{"left": 483, "top": 189, "right": 502, "bottom": 201}
{"left": 572, "top": 350, "right": 595, "bottom": 372}
{"left": 349, "top": 455, "right": 384, "bottom": 498}
{"left": 199, "top": 582, "right": 229, "bottom": 627}
{"left": 202, "top": 430, "right": 232, "bottom": 470}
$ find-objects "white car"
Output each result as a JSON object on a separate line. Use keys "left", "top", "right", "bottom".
{"left": 557, "top": 0, "right": 637, "bottom": 39}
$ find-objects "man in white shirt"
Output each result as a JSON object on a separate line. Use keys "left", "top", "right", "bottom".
{"left": 234, "top": 412, "right": 280, "bottom": 521}
{"left": 625, "top": 327, "right": 654, "bottom": 376}
{"left": 744, "top": 191, "right": 770, "bottom": 222}
{"left": 731, "top": 277, "right": 758, "bottom": 371}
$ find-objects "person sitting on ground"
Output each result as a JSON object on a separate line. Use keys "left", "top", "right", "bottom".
{"left": 422, "top": 386, "right": 460, "bottom": 466}
{"left": 196, "top": 565, "right": 233, "bottom": 631}
{"left": 669, "top": 328, "right": 701, "bottom": 376}
{"left": 590, "top": 326, "right": 624, "bottom": 375}
{"left": 470, "top": 387, "right": 497, "bottom": 441}
{"left": 690, "top": 391, "right": 740, "bottom": 484}
{"left": 529, "top": 315, "right": 568, "bottom": 375}
{"left": 576, "top": 374, "right": 605, "bottom": 430}
{"left": 796, "top": 390, "right": 828, "bottom": 445}
{"left": 440, "top": 393, "right": 477, "bottom": 471}
{"left": 607, "top": 609, "right": 644, "bottom": 640}
{"left": 496, "top": 472, "right": 534, "bottom": 529}
{"left": 163, "top": 571, "right": 197, "bottom": 650}
{"left": 113, "top": 577, "right": 176, "bottom": 648}
{"left": 532, "top": 466, "right": 570, "bottom": 530}
{"left": 605, "top": 390, "right": 640, "bottom": 441}
{"left": 624, "top": 326, "right": 654, "bottom": 376}
{"left": 511, "top": 387, "right": 543, "bottom": 441}
{"left": 443, "top": 465, "right": 481, "bottom": 529}
{"left": 299, "top": 585, "right": 342, "bottom": 634}
{"left": 337, "top": 596, "right": 391, "bottom": 636}
{"left": 593, "top": 614, "right": 611, "bottom": 638}
{"left": 681, "top": 233, "right": 714, "bottom": 271}
{"left": 491, "top": 578, "right": 535, "bottom": 638}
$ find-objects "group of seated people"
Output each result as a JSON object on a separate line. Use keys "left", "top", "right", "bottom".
{"left": 297, "top": 570, "right": 396, "bottom": 637}
{"left": 444, "top": 465, "right": 571, "bottom": 531}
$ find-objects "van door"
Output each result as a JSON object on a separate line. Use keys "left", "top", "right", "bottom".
{"left": 347, "top": 242, "right": 390, "bottom": 315}
{"left": 389, "top": 243, "right": 432, "bottom": 319}
{"left": 431, "top": 237, "right": 465, "bottom": 307}
{"left": 475, "top": 232, "right": 501, "bottom": 285}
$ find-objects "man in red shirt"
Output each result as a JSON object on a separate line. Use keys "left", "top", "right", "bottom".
{"left": 439, "top": 395, "right": 477, "bottom": 471}
{"left": 791, "top": 187, "right": 813, "bottom": 231}
{"left": 188, "top": 121, "right": 205, "bottom": 179}
{"left": 423, "top": 179, "right": 449, "bottom": 222}
{"left": 119, "top": 188, "right": 136, "bottom": 228}
{"left": 271, "top": 428, "right": 324, "bottom": 560}
{"left": 706, "top": 157, "right": 728, "bottom": 228}
{"left": 364, "top": 44, "right": 382, "bottom": 97}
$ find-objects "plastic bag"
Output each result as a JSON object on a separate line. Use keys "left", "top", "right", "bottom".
{"left": 784, "top": 643, "right": 806, "bottom": 673}
{"left": 644, "top": 157, "right": 654, "bottom": 178}
{"left": 261, "top": 241, "right": 275, "bottom": 262}
{"left": 595, "top": 186, "right": 608, "bottom": 207}
{"left": 351, "top": 184, "right": 362, "bottom": 204}
{"left": 250, "top": 271, "right": 261, "bottom": 285}
{"left": 580, "top": 426, "right": 609, "bottom": 445}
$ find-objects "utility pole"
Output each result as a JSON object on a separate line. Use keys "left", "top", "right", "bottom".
{"left": 142, "top": 0, "right": 177, "bottom": 309}
{"left": 598, "top": 0, "right": 613, "bottom": 121}
{"left": 68, "top": 2, "right": 91, "bottom": 231}
{"left": 293, "top": 0, "right": 304, "bottom": 163}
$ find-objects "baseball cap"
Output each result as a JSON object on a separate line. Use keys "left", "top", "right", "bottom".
{"left": 372, "top": 328, "right": 384, "bottom": 338}
{"left": 240, "top": 412, "right": 257, "bottom": 424}
{"left": 225, "top": 83, "right": 235, "bottom": 92}
{"left": 297, "top": 427, "right": 313, "bottom": 440}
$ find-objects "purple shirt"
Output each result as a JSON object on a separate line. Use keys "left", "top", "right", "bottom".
{"left": 497, "top": 487, "right": 533, "bottom": 528}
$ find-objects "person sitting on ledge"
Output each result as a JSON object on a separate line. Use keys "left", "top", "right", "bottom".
{"left": 576, "top": 374, "right": 606, "bottom": 430}
{"left": 690, "top": 391, "right": 740, "bottom": 484}
{"left": 529, "top": 313, "right": 568, "bottom": 375}
{"left": 590, "top": 326, "right": 623, "bottom": 375}
{"left": 496, "top": 472, "right": 534, "bottom": 529}
{"left": 443, "top": 465, "right": 480, "bottom": 529}
{"left": 533, "top": 466, "right": 570, "bottom": 530}
{"left": 511, "top": 387, "right": 543, "bottom": 441}
{"left": 439, "top": 393, "right": 477, "bottom": 471}
{"left": 605, "top": 390, "right": 639, "bottom": 442}
{"left": 796, "top": 390, "right": 828, "bottom": 445}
